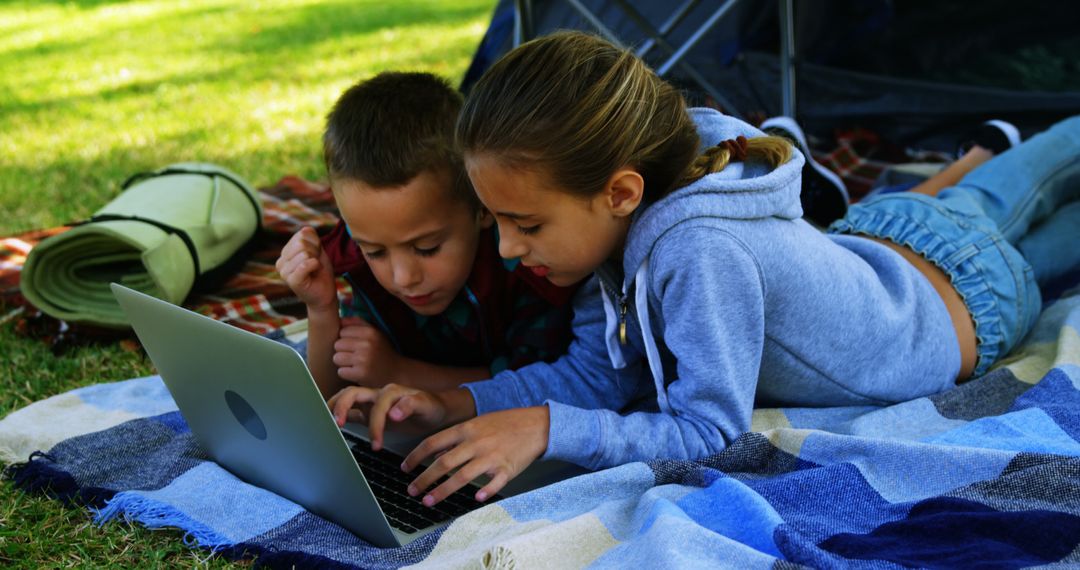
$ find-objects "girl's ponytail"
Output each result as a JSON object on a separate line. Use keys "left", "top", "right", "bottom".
{"left": 678, "top": 135, "right": 793, "bottom": 188}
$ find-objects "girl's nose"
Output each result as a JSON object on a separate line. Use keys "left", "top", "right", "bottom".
{"left": 497, "top": 227, "right": 529, "bottom": 260}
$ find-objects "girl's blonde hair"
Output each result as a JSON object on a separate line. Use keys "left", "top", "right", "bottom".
{"left": 457, "top": 31, "right": 791, "bottom": 201}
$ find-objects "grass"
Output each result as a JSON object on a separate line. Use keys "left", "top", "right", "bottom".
{"left": 0, "top": 0, "right": 493, "bottom": 566}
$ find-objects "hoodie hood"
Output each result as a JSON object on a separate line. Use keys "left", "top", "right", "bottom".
{"left": 623, "top": 108, "right": 804, "bottom": 279}
{"left": 599, "top": 109, "right": 804, "bottom": 413}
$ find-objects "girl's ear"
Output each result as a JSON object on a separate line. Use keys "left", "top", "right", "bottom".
{"left": 604, "top": 168, "right": 644, "bottom": 217}
{"left": 477, "top": 207, "right": 495, "bottom": 229}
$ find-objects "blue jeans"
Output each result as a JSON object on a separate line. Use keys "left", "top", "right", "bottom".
{"left": 830, "top": 115, "right": 1080, "bottom": 377}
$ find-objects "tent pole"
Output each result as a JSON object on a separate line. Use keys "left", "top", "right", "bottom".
{"left": 635, "top": 0, "right": 701, "bottom": 59}
{"left": 610, "top": 0, "right": 742, "bottom": 117}
{"left": 778, "top": 0, "right": 796, "bottom": 118}
{"left": 513, "top": 0, "right": 534, "bottom": 47}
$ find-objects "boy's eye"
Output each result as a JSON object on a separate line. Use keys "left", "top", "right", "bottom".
{"left": 415, "top": 244, "right": 441, "bottom": 257}
{"left": 362, "top": 249, "right": 385, "bottom": 259}
{"left": 516, "top": 224, "right": 541, "bottom": 236}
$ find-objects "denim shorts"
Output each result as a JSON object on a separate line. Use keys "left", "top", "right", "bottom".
{"left": 829, "top": 192, "right": 1041, "bottom": 377}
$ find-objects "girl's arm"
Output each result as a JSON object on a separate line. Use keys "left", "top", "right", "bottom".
{"left": 466, "top": 226, "right": 766, "bottom": 470}
{"left": 546, "top": 226, "right": 766, "bottom": 469}
{"left": 382, "top": 228, "right": 764, "bottom": 507}
{"left": 463, "top": 277, "right": 648, "bottom": 415}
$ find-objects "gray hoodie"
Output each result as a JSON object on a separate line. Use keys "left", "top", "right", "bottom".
{"left": 465, "top": 108, "right": 958, "bottom": 470}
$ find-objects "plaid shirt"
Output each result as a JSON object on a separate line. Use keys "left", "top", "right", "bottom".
{"left": 321, "top": 221, "right": 579, "bottom": 375}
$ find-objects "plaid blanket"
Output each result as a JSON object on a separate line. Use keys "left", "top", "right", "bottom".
{"left": 3, "top": 279, "right": 1079, "bottom": 568}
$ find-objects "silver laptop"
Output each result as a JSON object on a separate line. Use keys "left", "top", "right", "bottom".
{"left": 111, "top": 283, "right": 585, "bottom": 547}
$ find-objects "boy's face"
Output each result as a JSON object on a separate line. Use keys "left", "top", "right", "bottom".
{"left": 333, "top": 169, "right": 492, "bottom": 316}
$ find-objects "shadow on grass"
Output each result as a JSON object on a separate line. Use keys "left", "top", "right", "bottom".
{"left": 0, "top": 3, "right": 234, "bottom": 62}
{"left": 210, "top": 0, "right": 489, "bottom": 56}
{"left": 1, "top": 65, "right": 247, "bottom": 116}
{"left": 1, "top": 0, "right": 492, "bottom": 116}
{"left": 0, "top": 134, "right": 330, "bottom": 235}
{"left": 10, "top": 0, "right": 139, "bottom": 6}
{"left": 1, "top": 1, "right": 490, "bottom": 66}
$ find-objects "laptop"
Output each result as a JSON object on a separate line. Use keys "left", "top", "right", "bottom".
{"left": 111, "top": 283, "right": 585, "bottom": 547}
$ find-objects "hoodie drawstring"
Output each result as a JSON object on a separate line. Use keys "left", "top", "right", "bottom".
{"left": 634, "top": 259, "right": 672, "bottom": 414}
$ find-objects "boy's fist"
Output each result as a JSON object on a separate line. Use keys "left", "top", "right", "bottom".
{"left": 276, "top": 227, "right": 337, "bottom": 312}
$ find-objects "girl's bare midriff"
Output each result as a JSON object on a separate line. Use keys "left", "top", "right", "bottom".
{"left": 860, "top": 236, "right": 978, "bottom": 381}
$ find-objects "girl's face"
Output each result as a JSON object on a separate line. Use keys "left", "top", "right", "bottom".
{"left": 466, "top": 154, "right": 639, "bottom": 286}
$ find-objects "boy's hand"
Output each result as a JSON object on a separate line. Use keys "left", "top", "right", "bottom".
{"left": 402, "top": 406, "right": 549, "bottom": 506}
{"left": 326, "top": 383, "right": 456, "bottom": 448}
{"left": 276, "top": 227, "right": 337, "bottom": 312}
{"left": 334, "top": 317, "right": 403, "bottom": 387}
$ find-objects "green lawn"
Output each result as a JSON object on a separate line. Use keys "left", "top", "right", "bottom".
{"left": 0, "top": 0, "right": 493, "bottom": 566}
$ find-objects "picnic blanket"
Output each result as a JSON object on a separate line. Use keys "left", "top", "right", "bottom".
{"left": 3, "top": 279, "right": 1080, "bottom": 568}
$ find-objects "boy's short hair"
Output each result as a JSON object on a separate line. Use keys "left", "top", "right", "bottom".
{"left": 323, "top": 72, "right": 477, "bottom": 209}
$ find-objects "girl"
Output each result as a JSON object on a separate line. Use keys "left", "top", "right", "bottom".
{"left": 328, "top": 32, "right": 1080, "bottom": 508}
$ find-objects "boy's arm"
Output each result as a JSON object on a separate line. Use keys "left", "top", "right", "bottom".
{"left": 276, "top": 226, "right": 345, "bottom": 400}
{"left": 494, "top": 282, "right": 577, "bottom": 375}
{"left": 333, "top": 315, "right": 491, "bottom": 390}
{"left": 385, "top": 280, "right": 577, "bottom": 390}
{"left": 307, "top": 305, "right": 347, "bottom": 400}
{"left": 390, "top": 358, "right": 490, "bottom": 392}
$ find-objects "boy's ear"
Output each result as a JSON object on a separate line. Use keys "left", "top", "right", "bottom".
{"left": 604, "top": 168, "right": 644, "bottom": 217}
{"left": 477, "top": 207, "right": 495, "bottom": 229}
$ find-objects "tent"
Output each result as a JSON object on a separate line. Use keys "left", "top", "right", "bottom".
{"left": 462, "top": 0, "right": 1080, "bottom": 152}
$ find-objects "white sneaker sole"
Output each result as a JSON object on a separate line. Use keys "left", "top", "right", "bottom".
{"left": 760, "top": 116, "right": 850, "bottom": 204}
{"left": 984, "top": 119, "right": 1022, "bottom": 150}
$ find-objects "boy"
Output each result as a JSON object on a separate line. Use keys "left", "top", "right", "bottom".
{"left": 275, "top": 72, "right": 578, "bottom": 399}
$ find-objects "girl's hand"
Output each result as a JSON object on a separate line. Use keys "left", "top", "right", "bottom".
{"left": 326, "top": 384, "right": 455, "bottom": 450}
{"left": 275, "top": 227, "right": 337, "bottom": 312}
{"left": 333, "top": 317, "right": 403, "bottom": 387}
{"left": 402, "top": 406, "right": 549, "bottom": 506}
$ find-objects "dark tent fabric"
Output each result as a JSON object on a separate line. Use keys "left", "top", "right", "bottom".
{"left": 461, "top": 0, "right": 1080, "bottom": 152}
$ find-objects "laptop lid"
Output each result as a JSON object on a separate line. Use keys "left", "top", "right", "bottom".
{"left": 111, "top": 283, "right": 404, "bottom": 546}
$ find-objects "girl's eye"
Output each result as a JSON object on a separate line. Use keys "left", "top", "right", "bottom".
{"left": 362, "top": 249, "right": 385, "bottom": 260}
{"left": 415, "top": 245, "right": 441, "bottom": 257}
{"left": 517, "top": 224, "right": 541, "bottom": 236}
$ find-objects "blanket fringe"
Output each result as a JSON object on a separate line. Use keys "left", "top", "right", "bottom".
{"left": 5, "top": 453, "right": 355, "bottom": 569}
{"left": 94, "top": 491, "right": 234, "bottom": 552}
{"left": 3, "top": 451, "right": 96, "bottom": 503}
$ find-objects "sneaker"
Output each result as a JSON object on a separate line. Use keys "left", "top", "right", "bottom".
{"left": 760, "top": 116, "right": 850, "bottom": 228}
{"left": 957, "top": 119, "right": 1021, "bottom": 157}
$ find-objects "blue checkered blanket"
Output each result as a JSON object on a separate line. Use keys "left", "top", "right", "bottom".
{"left": 3, "top": 283, "right": 1080, "bottom": 568}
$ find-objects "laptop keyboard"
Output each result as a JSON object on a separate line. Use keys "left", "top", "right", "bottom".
{"left": 346, "top": 438, "right": 498, "bottom": 534}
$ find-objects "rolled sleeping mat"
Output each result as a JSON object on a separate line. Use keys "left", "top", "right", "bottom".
{"left": 20, "top": 163, "right": 262, "bottom": 328}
